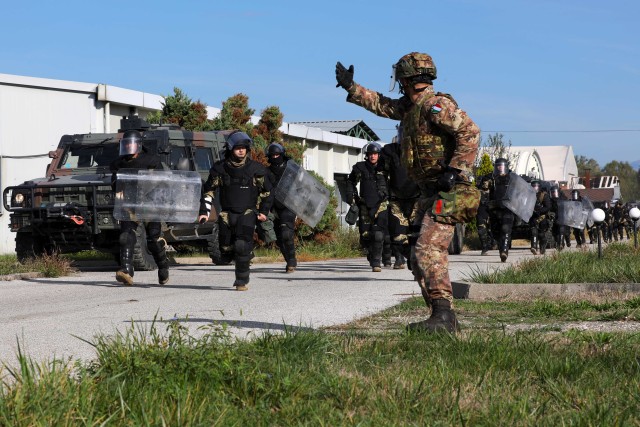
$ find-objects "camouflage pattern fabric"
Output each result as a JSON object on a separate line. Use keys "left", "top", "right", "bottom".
{"left": 411, "top": 208, "right": 455, "bottom": 303}
{"left": 346, "top": 81, "right": 479, "bottom": 302}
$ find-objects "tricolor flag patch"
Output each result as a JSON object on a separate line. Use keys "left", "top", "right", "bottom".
{"left": 430, "top": 103, "right": 443, "bottom": 114}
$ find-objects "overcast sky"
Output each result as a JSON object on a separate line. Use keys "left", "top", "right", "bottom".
{"left": 2, "top": 0, "right": 639, "bottom": 167}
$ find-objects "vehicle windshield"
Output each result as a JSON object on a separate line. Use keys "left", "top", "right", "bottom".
{"left": 58, "top": 144, "right": 120, "bottom": 170}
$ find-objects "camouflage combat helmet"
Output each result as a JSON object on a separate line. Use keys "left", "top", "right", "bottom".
{"left": 390, "top": 52, "right": 437, "bottom": 92}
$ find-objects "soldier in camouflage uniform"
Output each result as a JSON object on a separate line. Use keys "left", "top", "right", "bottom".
{"left": 475, "top": 158, "right": 514, "bottom": 261}
{"left": 347, "top": 142, "right": 389, "bottom": 272}
{"left": 336, "top": 52, "right": 480, "bottom": 333}
{"left": 380, "top": 131, "right": 420, "bottom": 269}
{"left": 529, "top": 180, "right": 551, "bottom": 255}
{"left": 198, "top": 131, "right": 272, "bottom": 291}
{"left": 612, "top": 200, "right": 627, "bottom": 241}
{"left": 569, "top": 190, "right": 587, "bottom": 247}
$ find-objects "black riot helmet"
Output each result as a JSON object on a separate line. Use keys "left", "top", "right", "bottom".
{"left": 266, "top": 142, "right": 286, "bottom": 165}
{"left": 493, "top": 157, "right": 509, "bottom": 177}
{"left": 226, "top": 130, "right": 253, "bottom": 151}
{"left": 363, "top": 142, "right": 382, "bottom": 162}
{"left": 119, "top": 130, "right": 143, "bottom": 157}
{"left": 571, "top": 189, "right": 580, "bottom": 201}
{"left": 266, "top": 142, "right": 285, "bottom": 157}
{"left": 550, "top": 185, "right": 560, "bottom": 199}
{"left": 531, "top": 179, "right": 541, "bottom": 193}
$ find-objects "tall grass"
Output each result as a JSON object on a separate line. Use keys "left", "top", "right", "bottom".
{"left": 468, "top": 242, "right": 640, "bottom": 283}
{"left": 1, "top": 316, "right": 639, "bottom": 426}
{"left": 0, "top": 253, "right": 75, "bottom": 277}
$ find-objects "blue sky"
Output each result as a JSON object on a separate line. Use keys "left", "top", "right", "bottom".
{"left": 2, "top": 0, "right": 639, "bottom": 167}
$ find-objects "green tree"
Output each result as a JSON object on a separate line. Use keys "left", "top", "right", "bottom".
{"left": 602, "top": 160, "right": 640, "bottom": 201}
{"left": 476, "top": 133, "right": 519, "bottom": 171}
{"left": 146, "top": 87, "right": 213, "bottom": 131}
{"left": 575, "top": 155, "right": 601, "bottom": 176}
{"left": 211, "top": 93, "right": 254, "bottom": 132}
{"left": 475, "top": 152, "right": 494, "bottom": 179}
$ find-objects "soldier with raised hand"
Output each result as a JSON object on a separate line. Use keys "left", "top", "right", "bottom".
{"left": 198, "top": 131, "right": 272, "bottom": 291}
{"left": 265, "top": 142, "right": 298, "bottom": 273}
{"left": 347, "top": 142, "right": 389, "bottom": 272}
{"left": 110, "top": 130, "right": 170, "bottom": 286}
{"left": 336, "top": 52, "right": 480, "bottom": 333}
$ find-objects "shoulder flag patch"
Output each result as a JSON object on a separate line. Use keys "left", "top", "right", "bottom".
{"left": 430, "top": 103, "right": 443, "bottom": 114}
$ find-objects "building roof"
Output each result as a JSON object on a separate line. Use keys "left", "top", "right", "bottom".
{"left": 290, "top": 120, "right": 380, "bottom": 142}
{"left": 561, "top": 188, "right": 614, "bottom": 203}
{"left": 502, "top": 145, "right": 578, "bottom": 183}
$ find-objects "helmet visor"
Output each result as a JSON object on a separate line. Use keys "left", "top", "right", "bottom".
{"left": 119, "top": 137, "right": 141, "bottom": 156}
{"left": 389, "top": 64, "right": 398, "bottom": 92}
{"left": 494, "top": 163, "right": 507, "bottom": 176}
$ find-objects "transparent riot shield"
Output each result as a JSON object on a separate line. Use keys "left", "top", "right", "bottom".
{"left": 114, "top": 169, "right": 202, "bottom": 223}
{"left": 272, "top": 161, "right": 330, "bottom": 227}
{"left": 557, "top": 200, "right": 587, "bottom": 229}
{"left": 582, "top": 196, "right": 595, "bottom": 228}
{"left": 502, "top": 173, "right": 537, "bottom": 222}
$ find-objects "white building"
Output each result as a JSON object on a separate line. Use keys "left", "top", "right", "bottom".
{"left": 480, "top": 145, "right": 579, "bottom": 188}
{"left": 0, "top": 73, "right": 369, "bottom": 254}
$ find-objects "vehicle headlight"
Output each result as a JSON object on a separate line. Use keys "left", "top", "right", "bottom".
{"left": 12, "top": 192, "right": 26, "bottom": 207}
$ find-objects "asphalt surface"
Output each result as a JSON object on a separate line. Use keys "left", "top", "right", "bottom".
{"left": 0, "top": 246, "right": 572, "bottom": 365}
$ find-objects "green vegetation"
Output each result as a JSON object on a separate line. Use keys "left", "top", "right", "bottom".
{"left": 2, "top": 297, "right": 640, "bottom": 425}
{"left": 0, "top": 254, "right": 74, "bottom": 277}
{"left": 468, "top": 242, "right": 640, "bottom": 283}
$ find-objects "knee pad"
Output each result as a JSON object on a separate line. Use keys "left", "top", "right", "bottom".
{"left": 373, "top": 230, "right": 384, "bottom": 243}
{"left": 234, "top": 239, "right": 251, "bottom": 257}
{"left": 281, "top": 224, "right": 294, "bottom": 242}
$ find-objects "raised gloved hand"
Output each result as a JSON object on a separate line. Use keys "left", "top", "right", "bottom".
{"left": 438, "top": 169, "right": 459, "bottom": 192}
{"left": 335, "top": 61, "right": 354, "bottom": 90}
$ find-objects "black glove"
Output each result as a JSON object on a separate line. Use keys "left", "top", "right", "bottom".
{"left": 335, "top": 61, "right": 354, "bottom": 90}
{"left": 438, "top": 169, "right": 458, "bottom": 192}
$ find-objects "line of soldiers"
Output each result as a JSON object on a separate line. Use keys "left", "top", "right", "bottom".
{"left": 475, "top": 157, "right": 635, "bottom": 259}
{"left": 112, "top": 130, "right": 299, "bottom": 291}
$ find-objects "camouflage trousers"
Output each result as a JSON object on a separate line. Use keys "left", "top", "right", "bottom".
{"left": 411, "top": 209, "right": 455, "bottom": 303}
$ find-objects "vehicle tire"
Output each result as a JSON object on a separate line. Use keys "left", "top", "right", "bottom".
{"left": 15, "top": 232, "right": 44, "bottom": 263}
{"left": 207, "top": 222, "right": 230, "bottom": 265}
{"left": 133, "top": 224, "right": 157, "bottom": 271}
{"left": 448, "top": 223, "right": 465, "bottom": 255}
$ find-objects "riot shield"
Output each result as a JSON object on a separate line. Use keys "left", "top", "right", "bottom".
{"left": 582, "top": 196, "right": 595, "bottom": 228}
{"left": 272, "top": 161, "right": 330, "bottom": 227}
{"left": 114, "top": 169, "right": 202, "bottom": 223}
{"left": 501, "top": 173, "right": 537, "bottom": 222}
{"left": 557, "top": 200, "right": 587, "bottom": 229}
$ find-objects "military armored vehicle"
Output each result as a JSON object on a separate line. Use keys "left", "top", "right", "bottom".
{"left": 2, "top": 116, "right": 227, "bottom": 270}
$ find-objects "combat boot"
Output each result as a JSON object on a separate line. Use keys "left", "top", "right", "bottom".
{"left": 530, "top": 235, "right": 538, "bottom": 255}
{"left": 116, "top": 247, "right": 134, "bottom": 286}
{"left": 499, "top": 235, "right": 510, "bottom": 262}
{"left": 478, "top": 227, "right": 491, "bottom": 256}
{"left": 407, "top": 299, "right": 460, "bottom": 333}
{"left": 148, "top": 237, "right": 170, "bottom": 285}
{"left": 539, "top": 237, "right": 548, "bottom": 255}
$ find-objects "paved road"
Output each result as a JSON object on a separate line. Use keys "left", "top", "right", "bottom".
{"left": 0, "top": 247, "right": 536, "bottom": 365}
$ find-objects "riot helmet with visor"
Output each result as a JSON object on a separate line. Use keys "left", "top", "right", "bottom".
{"left": 493, "top": 157, "right": 509, "bottom": 177}
{"left": 119, "top": 130, "right": 143, "bottom": 157}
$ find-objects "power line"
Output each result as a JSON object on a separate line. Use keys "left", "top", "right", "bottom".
{"left": 371, "top": 128, "right": 640, "bottom": 133}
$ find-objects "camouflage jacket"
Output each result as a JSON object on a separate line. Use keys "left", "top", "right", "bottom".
{"left": 346, "top": 84, "right": 480, "bottom": 178}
